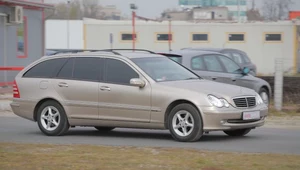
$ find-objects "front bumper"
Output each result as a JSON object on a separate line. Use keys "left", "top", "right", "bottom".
{"left": 199, "top": 105, "right": 268, "bottom": 131}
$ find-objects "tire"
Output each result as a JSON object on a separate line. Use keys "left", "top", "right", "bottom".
{"left": 223, "top": 128, "right": 251, "bottom": 137}
{"left": 259, "top": 88, "right": 269, "bottom": 106}
{"left": 94, "top": 127, "right": 115, "bottom": 131}
{"left": 168, "top": 103, "right": 203, "bottom": 142}
{"left": 37, "top": 100, "right": 69, "bottom": 136}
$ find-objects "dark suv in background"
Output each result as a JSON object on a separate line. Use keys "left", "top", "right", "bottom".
{"left": 182, "top": 48, "right": 257, "bottom": 76}
{"left": 159, "top": 49, "right": 271, "bottom": 106}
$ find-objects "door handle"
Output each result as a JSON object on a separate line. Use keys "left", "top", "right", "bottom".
{"left": 58, "top": 82, "right": 68, "bottom": 87}
{"left": 100, "top": 86, "right": 111, "bottom": 91}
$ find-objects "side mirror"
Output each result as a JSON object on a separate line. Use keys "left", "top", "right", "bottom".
{"left": 242, "top": 67, "right": 250, "bottom": 75}
{"left": 130, "top": 78, "right": 145, "bottom": 88}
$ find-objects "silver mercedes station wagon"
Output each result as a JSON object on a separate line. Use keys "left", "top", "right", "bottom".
{"left": 10, "top": 49, "right": 268, "bottom": 142}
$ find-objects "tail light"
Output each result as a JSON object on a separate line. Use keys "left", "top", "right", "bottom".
{"left": 13, "top": 80, "right": 20, "bottom": 98}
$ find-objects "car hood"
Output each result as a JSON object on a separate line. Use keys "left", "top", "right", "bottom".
{"left": 159, "top": 79, "right": 256, "bottom": 100}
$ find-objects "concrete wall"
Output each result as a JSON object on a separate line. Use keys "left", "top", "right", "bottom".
{"left": 0, "top": 6, "right": 43, "bottom": 83}
{"left": 46, "top": 20, "right": 83, "bottom": 49}
{"left": 83, "top": 20, "right": 296, "bottom": 75}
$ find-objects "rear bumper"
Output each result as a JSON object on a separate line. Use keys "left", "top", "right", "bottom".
{"left": 199, "top": 105, "right": 268, "bottom": 131}
{"left": 10, "top": 99, "right": 36, "bottom": 121}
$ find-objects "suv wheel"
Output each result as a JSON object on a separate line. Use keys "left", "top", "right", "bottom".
{"left": 37, "top": 101, "right": 69, "bottom": 136}
{"left": 223, "top": 128, "right": 251, "bottom": 137}
{"left": 94, "top": 127, "right": 115, "bottom": 131}
{"left": 168, "top": 104, "right": 203, "bottom": 142}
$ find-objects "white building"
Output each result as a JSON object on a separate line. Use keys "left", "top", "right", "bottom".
{"left": 45, "top": 19, "right": 299, "bottom": 75}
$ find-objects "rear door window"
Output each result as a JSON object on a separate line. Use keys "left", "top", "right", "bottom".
{"left": 73, "top": 58, "right": 103, "bottom": 81}
{"left": 56, "top": 57, "right": 104, "bottom": 82}
{"left": 191, "top": 56, "right": 206, "bottom": 70}
{"left": 56, "top": 58, "right": 74, "bottom": 79}
{"left": 231, "top": 53, "right": 244, "bottom": 64}
{"left": 105, "top": 58, "right": 139, "bottom": 85}
{"left": 23, "top": 58, "right": 68, "bottom": 78}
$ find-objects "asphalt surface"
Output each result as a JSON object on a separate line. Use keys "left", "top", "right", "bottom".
{"left": 0, "top": 116, "right": 300, "bottom": 155}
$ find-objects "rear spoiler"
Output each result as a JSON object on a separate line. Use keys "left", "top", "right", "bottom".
{"left": 156, "top": 53, "right": 182, "bottom": 58}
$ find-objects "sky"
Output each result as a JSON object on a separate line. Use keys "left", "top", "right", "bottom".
{"left": 43, "top": 0, "right": 300, "bottom": 19}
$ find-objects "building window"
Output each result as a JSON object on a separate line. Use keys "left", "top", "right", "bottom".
{"left": 229, "top": 11, "right": 247, "bottom": 17}
{"left": 225, "top": 0, "right": 246, "bottom": 5}
{"left": 228, "top": 33, "right": 245, "bottom": 42}
{"left": 17, "top": 16, "right": 27, "bottom": 58}
{"left": 120, "top": 33, "right": 137, "bottom": 41}
{"left": 191, "top": 33, "right": 209, "bottom": 42}
{"left": 156, "top": 33, "right": 173, "bottom": 42}
{"left": 264, "top": 33, "right": 282, "bottom": 42}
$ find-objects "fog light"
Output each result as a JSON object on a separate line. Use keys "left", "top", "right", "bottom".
{"left": 220, "top": 120, "right": 226, "bottom": 124}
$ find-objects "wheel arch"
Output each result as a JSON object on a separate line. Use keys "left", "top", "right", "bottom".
{"left": 164, "top": 99, "right": 202, "bottom": 129}
{"left": 259, "top": 85, "right": 271, "bottom": 98}
{"left": 33, "top": 98, "right": 65, "bottom": 122}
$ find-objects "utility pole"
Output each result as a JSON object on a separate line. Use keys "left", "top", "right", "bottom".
{"left": 130, "top": 4, "right": 137, "bottom": 51}
{"left": 237, "top": 0, "right": 240, "bottom": 23}
{"left": 167, "top": 15, "right": 172, "bottom": 52}
{"left": 67, "top": 0, "right": 70, "bottom": 49}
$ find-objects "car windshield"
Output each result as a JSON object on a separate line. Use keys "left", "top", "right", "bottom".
{"left": 131, "top": 57, "right": 200, "bottom": 82}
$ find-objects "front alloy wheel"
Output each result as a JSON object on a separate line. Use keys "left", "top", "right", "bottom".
{"left": 172, "top": 111, "right": 194, "bottom": 137}
{"left": 168, "top": 104, "right": 203, "bottom": 142}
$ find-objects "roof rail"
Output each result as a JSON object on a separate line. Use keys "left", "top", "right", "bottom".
{"left": 47, "top": 49, "right": 121, "bottom": 56}
{"left": 46, "top": 48, "right": 157, "bottom": 56}
{"left": 99, "top": 49, "right": 156, "bottom": 54}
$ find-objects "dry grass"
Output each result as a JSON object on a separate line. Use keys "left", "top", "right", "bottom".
{"left": 0, "top": 143, "right": 299, "bottom": 170}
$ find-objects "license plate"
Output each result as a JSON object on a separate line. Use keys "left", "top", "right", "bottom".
{"left": 243, "top": 111, "right": 260, "bottom": 120}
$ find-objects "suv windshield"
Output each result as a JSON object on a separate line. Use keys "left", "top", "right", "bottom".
{"left": 131, "top": 57, "right": 199, "bottom": 82}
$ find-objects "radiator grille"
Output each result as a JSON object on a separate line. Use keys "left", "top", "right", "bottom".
{"left": 233, "top": 97, "right": 256, "bottom": 108}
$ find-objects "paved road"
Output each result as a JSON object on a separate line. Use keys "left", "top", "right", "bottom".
{"left": 0, "top": 117, "right": 300, "bottom": 155}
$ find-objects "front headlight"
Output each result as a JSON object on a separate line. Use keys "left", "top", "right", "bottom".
{"left": 256, "top": 94, "right": 264, "bottom": 105}
{"left": 208, "top": 95, "right": 230, "bottom": 108}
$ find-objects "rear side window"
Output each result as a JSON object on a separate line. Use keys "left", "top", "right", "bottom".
{"left": 23, "top": 58, "right": 68, "bottom": 78}
{"left": 56, "top": 57, "right": 103, "bottom": 82}
{"left": 105, "top": 59, "right": 139, "bottom": 85}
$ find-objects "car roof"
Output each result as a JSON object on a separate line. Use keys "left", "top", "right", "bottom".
{"left": 161, "top": 50, "right": 223, "bottom": 58}
{"left": 47, "top": 50, "right": 166, "bottom": 60}
{"left": 182, "top": 47, "right": 243, "bottom": 52}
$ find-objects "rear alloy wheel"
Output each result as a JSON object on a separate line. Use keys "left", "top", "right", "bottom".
{"left": 37, "top": 101, "right": 69, "bottom": 136}
{"left": 223, "top": 128, "right": 251, "bottom": 137}
{"left": 94, "top": 127, "right": 115, "bottom": 131}
{"left": 168, "top": 104, "right": 203, "bottom": 142}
